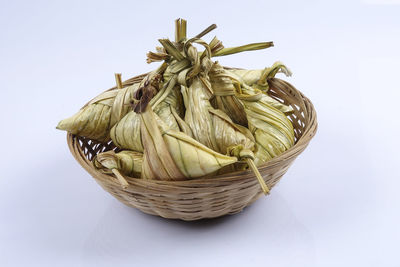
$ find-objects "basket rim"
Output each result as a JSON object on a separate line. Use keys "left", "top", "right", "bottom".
{"left": 67, "top": 77, "right": 318, "bottom": 187}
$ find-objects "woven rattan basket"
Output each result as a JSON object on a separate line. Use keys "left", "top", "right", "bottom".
{"left": 67, "top": 74, "right": 317, "bottom": 221}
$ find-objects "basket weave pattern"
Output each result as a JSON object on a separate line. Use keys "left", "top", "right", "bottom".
{"left": 67, "top": 75, "right": 317, "bottom": 221}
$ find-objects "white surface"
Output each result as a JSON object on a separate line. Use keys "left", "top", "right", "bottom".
{"left": 1, "top": 0, "right": 399, "bottom": 266}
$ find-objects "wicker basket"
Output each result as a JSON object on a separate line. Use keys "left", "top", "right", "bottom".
{"left": 67, "top": 74, "right": 317, "bottom": 221}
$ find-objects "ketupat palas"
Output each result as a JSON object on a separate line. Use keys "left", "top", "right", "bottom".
{"left": 56, "top": 66, "right": 165, "bottom": 142}
{"left": 208, "top": 63, "right": 295, "bottom": 166}
{"left": 139, "top": 106, "right": 237, "bottom": 180}
{"left": 225, "top": 62, "right": 295, "bottom": 114}
{"left": 168, "top": 40, "right": 256, "bottom": 161}
{"left": 209, "top": 62, "right": 248, "bottom": 127}
{"left": 237, "top": 90, "right": 295, "bottom": 166}
{"left": 108, "top": 74, "right": 159, "bottom": 152}
{"left": 56, "top": 83, "right": 139, "bottom": 142}
{"left": 207, "top": 62, "right": 295, "bottom": 167}
{"left": 184, "top": 73, "right": 257, "bottom": 165}
{"left": 110, "top": 75, "right": 191, "bottom": 152}
{"left": 228, "top": 61, "right": 292, "bottom": 92}
{"left": 93, "top": 150, "right": 142, "bottom": 178}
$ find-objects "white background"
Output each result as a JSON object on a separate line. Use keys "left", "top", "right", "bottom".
{"left": 1, "top": 0, "right": 399, "bottom": 266}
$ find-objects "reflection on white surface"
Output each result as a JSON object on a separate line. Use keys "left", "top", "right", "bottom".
{"left": 80, "top": 195, "right": 315, "bottom": 266}
{"left": 1, "top": 155, "right": 316, "bottom": 266}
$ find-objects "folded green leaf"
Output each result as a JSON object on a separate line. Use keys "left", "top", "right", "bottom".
{"left": 212, "top": 42, "right": 273, "bottom": 57}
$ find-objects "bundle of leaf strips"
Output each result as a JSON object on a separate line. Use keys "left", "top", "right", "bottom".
{"left": 57, "top": 19, "right": 295, "bottom": 194}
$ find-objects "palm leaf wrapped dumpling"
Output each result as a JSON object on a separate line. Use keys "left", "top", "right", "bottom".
{"left": 93, "top": 150, "right": 142, "bottom": 178}
{"left": 214, "top": 71, "right": 291, "bottom": 117}
{"left": 109, "top": 77, "right": 158, "bottom": 153}
{"left": 209, "top": 61, "right": 294, "bottom": 131}
{"left": 178, "top": 65, "right": 269, "bottom": 192}
{"left": 235, "top": 80, "right": 295, "bottom": 115}
{"left": 178, "top": 43, "right": 253, "bottom": 155}
{"left": 159, "top": 39, "right": 262, "bottom": 178}
{"left": 182, "top": 75, "right": 256, "bottom": 161}
{"left": 110, "top": 76, "right": 191, "bottom": 152}
{"left": 206, "top": 58, "right": 294, "bottom": 166}
{"left": 182, "top": 77, "right": 255, "bottom": 175}
{"left": 110, "top": 110, "right": 143, "bottom": 152}
{"left": 153, "top": 82, "right": 186, "bottom": 132}
{"left": 140, "top": 106, "right": 237, "bottom": 180}
{"left": 56, "top": 84, "right": 138, "bottom": 142}
{"left": 210, "top": 108, "right": 255, "bottom": 174}
{"left": 182, "top": 76, "right": 219, "bottom": 151}
{"left": 228, "top": 61, "right": 292, "bottom": 92}
{"left": 237, "top": 90, "right": 295, "bottom": 166}
{"left": 209, "top": 62, "right": 247, "bottom": 126}
{"left": 56, "top": 66, "right": 166, "bottom": 142}
{"left": 207, "top": 61, "right": 295, "bottom": 166}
